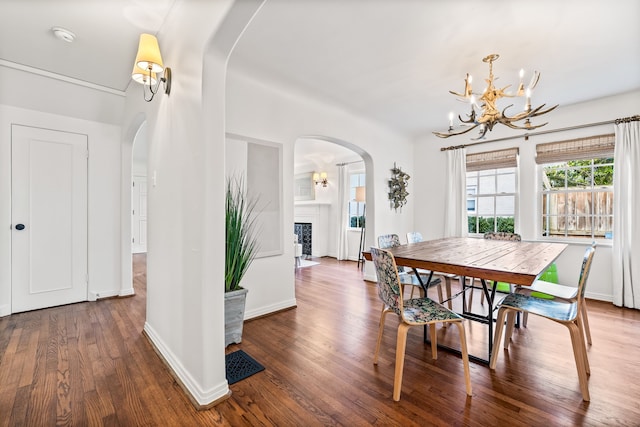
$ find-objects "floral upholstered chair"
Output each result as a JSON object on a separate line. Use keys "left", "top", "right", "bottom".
{"left": 377, "top": 234, "right": 443, "bottom": 302}
{"left": 406, "top": 231, "right": 454, "bottom": 309}
{"left": 370, "top": 247, "right": 472, "bottom": 401}
{"left": 476, "top": 232, "right": 523, "bottom": 305}
{"left": 490, "top": 243, "right": 596, "bottom": 401}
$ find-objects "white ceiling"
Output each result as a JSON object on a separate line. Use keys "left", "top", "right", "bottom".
{"left": 229, "top": 0, "right": 640, "bottom": 137}
{"left": 0, "top": 0, "right": 176, "bottom": 92}
{"left": 1, "top": 0, "right": 638, "bottom": 139}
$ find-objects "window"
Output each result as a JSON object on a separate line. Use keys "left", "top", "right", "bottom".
{"left": 537, "top": 134, "right": 614, "bottom": 239}
{"left": 466, "top": 148, "right": 518, "bottom": 234}
{"left": 349, "top": 172, "right": 365, "bottom": 228}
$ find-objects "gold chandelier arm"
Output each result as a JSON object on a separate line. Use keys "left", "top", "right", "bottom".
{"left": 500, "top": 120, "right": 548, "bottom": 131}
{"left": 528, "top": 103, "right": 559, "bottom": 117}
{"left": 470, "top": 125, "right": 489, "bottom": 140}
{"left": 433, "top": 123, "right": 479, "bottom": 138}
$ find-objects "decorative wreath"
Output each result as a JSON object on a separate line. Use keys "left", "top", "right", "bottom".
{"left": 388, "top": 162, "right": 410, "bottom": 212}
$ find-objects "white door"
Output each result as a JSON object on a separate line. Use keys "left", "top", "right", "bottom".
{"left": 11, "top": 125, "right": 88, "bottom": 313}
{"left": 131, "top": 176, "right": 147, "bottom": 253}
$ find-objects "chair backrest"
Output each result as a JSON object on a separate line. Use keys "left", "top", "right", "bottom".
{"left": 484, "top": 232, "right": 521, "bottom": 241}
{"left": 378, "top": 234, "right": 401, "bottom": 249}
{"left": 370, "top": 247, "right": 402, "bottom": 313}
{"left": 377, "top": 234, "right": 404, "bottom": 272}
{"left": 576, "top": 243, "right": 597, "bottom": 302}
{"left": 406, "top": 231, "right": 423, "bottom": 244}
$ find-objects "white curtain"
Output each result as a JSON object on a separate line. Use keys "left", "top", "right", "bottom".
{"left": 444, "top": 147, "right": 468, "bottom": 237}
{"left": 612, "top": 118, "right": 640, "bottom": 309}
{"left": 336, "top": 165, "right": 350, "bottom": 260}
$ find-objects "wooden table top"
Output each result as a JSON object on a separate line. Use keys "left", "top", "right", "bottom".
{"left": 363, "top": 237, "right": 567, "bottom": 286}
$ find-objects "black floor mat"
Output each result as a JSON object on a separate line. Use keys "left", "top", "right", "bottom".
{"left": 225, "top": 350, "right": 265, "bottom": 385}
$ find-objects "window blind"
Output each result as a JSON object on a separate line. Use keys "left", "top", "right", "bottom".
{"left": 466, "top": 147, "right": 518, "bottom": 172}
{"left": 535, "top": 134, "right": 615, "bottom": 164}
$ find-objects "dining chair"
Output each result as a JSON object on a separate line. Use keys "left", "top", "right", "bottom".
{"left": 489, "top": 243, "right": 596, "bottom": 401}
{"left": 478, "top": 232, "right": 522, "bottom": 304}
{"left": 517, "top": 263, "right": 593, "bottom": 344}
{"left": 377, "top": 234, "right": 442, "bottom": 302}
{"left": 406, "top": 231, "right": 453, "bottom": 309}
{"left": 370, "top": 247, "right": 472, "bottom": 400}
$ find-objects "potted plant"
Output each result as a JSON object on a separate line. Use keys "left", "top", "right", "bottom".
{"left": 225, "top": 176, "right": 260, "bottom": 347}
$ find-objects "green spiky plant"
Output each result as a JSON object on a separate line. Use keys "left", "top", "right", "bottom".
{"left": 225, "top": 176, "right": 260, "bottom": 292}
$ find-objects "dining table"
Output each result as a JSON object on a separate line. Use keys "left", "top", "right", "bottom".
{"left": 363, "top": 236, "right": 568, "bottom": 363}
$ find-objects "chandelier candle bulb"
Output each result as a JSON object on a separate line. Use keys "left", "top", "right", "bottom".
{"left": 434, "top": 53, "right": 558, "bottom": 139}
{"left": 517, "top": 68, "right": 525, "bottom": 96}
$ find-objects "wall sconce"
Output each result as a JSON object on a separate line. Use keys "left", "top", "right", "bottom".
{"left": 132, "top": 34, "right": 171, "bottom": 102}
{"left": 313, "top": 172, "right": 328, "bottom": 187}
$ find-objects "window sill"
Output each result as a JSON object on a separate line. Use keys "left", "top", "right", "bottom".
{"left": 535, "top": 236, "right": 612, "bottom": 247}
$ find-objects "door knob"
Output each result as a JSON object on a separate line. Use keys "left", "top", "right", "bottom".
{"left": 15, "top": 224, "right": 25, "bottom": 230}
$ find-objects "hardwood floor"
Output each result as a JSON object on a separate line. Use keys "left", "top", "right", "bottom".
{"left": 1, "top": 255, "right": 639, "bottom": 426}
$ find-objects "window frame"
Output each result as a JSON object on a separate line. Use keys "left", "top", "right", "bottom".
{"left": 539, "top": 158, "right": 614, "bottom": 241}
{"left": 348, "top": 171, "right": 366, "bottom": 229}
{"left": 466, "top": 166, "right": 518, "bottom": 236}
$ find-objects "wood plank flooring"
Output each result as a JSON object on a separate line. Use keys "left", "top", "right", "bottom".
{"left": 1, "top": 254, "right": 639, "bottom": 426}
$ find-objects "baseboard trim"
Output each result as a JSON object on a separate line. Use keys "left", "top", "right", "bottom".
{"left": 0, "top": 304, "right": 10, "bottom": 317}
{"left": 88, "top": 290, "right": 119, "bottom": 301}
{"left": 119, "top": 287, "right": 135, "bottom": 297}
{"left": 143, "top": 323, "right": 230, "bottom": 408}
{"left": 244, "top": 298, "right": 297, "bottom": 320}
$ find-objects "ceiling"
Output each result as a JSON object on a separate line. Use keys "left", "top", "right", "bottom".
{"left": 0, "top": 0, "right": 176, "bottom": 92}
{"left": 1, "top": 0, "right": 638, "bottom": 139}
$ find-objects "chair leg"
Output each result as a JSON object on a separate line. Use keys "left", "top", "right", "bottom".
{"left": 374, "top": 306, "right": 390, "bottom": 365}
{"left": 490, "top": 307, "right": 509, "bottom": 370}
{"left": 453, "top": 321, "right": 472, "bottom": 396}
{"left": 504, "top": 311, "right": 517, "bottom": 348}
{"left": 567, "top": 322, "right": 590, "bottom": 401}
{"left": 429, "top": 323, "right": 438, "bottom": 360}
{"left": 576, "top": 315, "right": 590, "bottom": 375}
{"left": 436, "top": 283, "right": 444, "bottom": 306}
{"left": 393, "top": 323, "right": 411, "bottom": 401}
{"left": 581, "top": 301, "right": 593, "bottom": 345}
{"left": 444, "top": 276, "right": 452, "bottom": 310}
{"left": 464, "top": 277, "right": 474, "bottom": 311}
{"left": 522, "top": 312, "right": 529, "bottom": 327}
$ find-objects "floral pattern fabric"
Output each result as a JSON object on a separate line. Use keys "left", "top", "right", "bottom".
{"left": 370, "top": 247, "right": 462, "bottom": 325}
{"left": 484, "top": 232, "right": 521, "bottom": 241}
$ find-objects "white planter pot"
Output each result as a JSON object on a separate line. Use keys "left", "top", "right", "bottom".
{"left": 224, "top": 288, "right": 248, "bottom": 347}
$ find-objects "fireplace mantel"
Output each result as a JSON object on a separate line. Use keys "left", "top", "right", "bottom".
{"left": 294, "top": 204, "right": 330, "bottom": 257}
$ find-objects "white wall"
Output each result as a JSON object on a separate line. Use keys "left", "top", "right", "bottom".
{"left": 0, "top": 102, "right": 123, "bottom": 316}
{"left": 225, "top": 66, "right": 417, "bottom": 290}
{"left": 118, "top": 0, "right": 265, "bottom": 408}
{"left": 413, "top": 90, "right": 640, "bottom": 301}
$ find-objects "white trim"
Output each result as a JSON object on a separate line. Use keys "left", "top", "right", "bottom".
{"left": 119, "top": 287, "right": 135, "bottom": 297}
{"left": 144, "top": 322, "right": 230, "bottom": 406}
{"left": 0, "top": 304, "right": 10, "bottom": 317}
{"left": 0, "top": 59, "right": 126, "bottom": 97}
{"left": 244, "top": 298, "right": 297, "bottom": 320}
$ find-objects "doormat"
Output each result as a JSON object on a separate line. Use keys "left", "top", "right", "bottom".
{"left": 225, "top": 350, "right": 265, "bottom": 385}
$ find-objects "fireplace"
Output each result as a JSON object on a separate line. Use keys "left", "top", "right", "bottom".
{"left": 294, "top": 223, "right": 312, "bottom": 257}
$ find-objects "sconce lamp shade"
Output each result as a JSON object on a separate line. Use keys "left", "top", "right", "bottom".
{"left": 354, "top": 186, "right": 366, "bottom": 202}
{"left": 135, "top": 34, "right": 164, "bottom": 73}
{"left": 313, "top": 172, "right": 320, "bottom": 182}
{"left": 131, "top": 64, "right": 158, "bottom": 85}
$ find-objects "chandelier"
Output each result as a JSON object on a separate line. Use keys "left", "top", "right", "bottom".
{"left": 433, "top": 54, "right": 558, "bottom": 140}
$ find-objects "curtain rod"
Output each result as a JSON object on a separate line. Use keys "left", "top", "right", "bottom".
{"left": 439, "top": 118, "right": 621, "bottom": 151}
{"left": 336, "top": 160, "right": 364, "bottom": 166}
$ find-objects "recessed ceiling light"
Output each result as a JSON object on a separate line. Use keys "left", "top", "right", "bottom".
{"left": 51, "top": 27, "right": 76, "bottom": 43}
